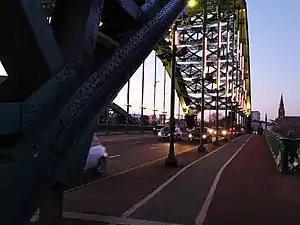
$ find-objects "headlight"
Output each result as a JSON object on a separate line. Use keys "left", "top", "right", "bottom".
{"left": 168, "top": 133, "right": 170, "bottom": 136}
{"left": 202, "top": 134, "right": 207, "bottom": 139}
{"left": 213, "top": 131, "right": 217, "bottom": 135}
{"left": 208, "top": 129, "right": 213, "bottom": 134}
{"left": 222, "top": 130, "right": 227, "bottom": 135}
{"left": 188, "top": 134, "right": 193, "bottom": 138}
{"left": 153, "top": 128, "right": 156, "bottom": 130}
{"left": 158, "top": 132, "right": 161, "bottom": 136}
{"left": 103, "top": 152, "right": 108, "bottom": 157}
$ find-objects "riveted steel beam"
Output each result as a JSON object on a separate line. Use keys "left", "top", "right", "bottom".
{"left": 0, "top": 0, "right": 63, "bottom": 101}
{"left": 0, "top": 1, "right": 187, "bottom": 224}
{"left": 50, "top": 0, "right": 103, "bottom": 65}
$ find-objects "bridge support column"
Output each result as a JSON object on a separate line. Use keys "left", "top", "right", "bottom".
{"left": 38, "top": 184, "right": 63, "bottom": 225}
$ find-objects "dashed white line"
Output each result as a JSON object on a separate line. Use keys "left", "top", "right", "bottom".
{"left": 65, "top": 136, "right": 245, "bottom": 194}
{"left": 121, "top": 135, "right": 247, "bottom": 217}
{"left": 150, "top": 146, "right": 158, "bottom": 150}
{"left": 109, "top": 155, "right": 121, "bottom": 159}
{"left": 65, "top": 146, "right": 198, "bottom": 194}
{"left": 63, "top": 212, "right": 183, "bottom": 225}
{"left": 195, "top": 135, "right": 252, "bottom": 225}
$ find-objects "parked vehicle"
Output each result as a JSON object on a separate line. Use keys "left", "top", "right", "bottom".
{"left": 84, "top": 138, "right": 108, "bottom": 175}
{"left": 157, "top": 126, "right": 182, "bottom": 141}
{"left": 188, "top": 127, "right": 212, "bottom": 144}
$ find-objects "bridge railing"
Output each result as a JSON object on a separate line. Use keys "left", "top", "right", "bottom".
{"left": 94, "top": 124, "right": 154, "bottom": 135}
{"left": 265, "top": 129, "right": 300, "bottom": 173}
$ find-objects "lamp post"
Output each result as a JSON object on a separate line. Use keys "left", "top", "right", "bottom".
{"left": 163, "top": 69, "right": 167, "bottom": 125}
{"left": 165, "top": 22, "right": 178, "bottom": 166}
{"left": 224, "top": 4, "right": 230, "bottom": 130}
{"left": 265, "top": 113, "right": 268, "bottom": 130}
{"left": 214, "top": 6, "right": 221, "bottom": 146}
{"left": 153, "top": 55, "right": 158, "bottom": 118}
{"left": 198, "top": 0, "right": 207, "bottom": 152}
{"left": 140, "top": 61, "right": 145, "bottom": 132}
{"left": 177, "top": 101, "right": 181, "bottom": 125}
{"left": 126, "top": 79, "right": 131, "bottom": 132}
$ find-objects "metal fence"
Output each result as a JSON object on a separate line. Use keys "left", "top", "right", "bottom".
{"left": 94, "top": 124, "right": 154, "bottom": 135}
{"left": 265, "top": 129, "right": 300, "bottom": 173}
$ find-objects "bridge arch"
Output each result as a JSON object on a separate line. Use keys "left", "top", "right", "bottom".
{"left": 0, "top": 1, "right": 251, "bottom": 224}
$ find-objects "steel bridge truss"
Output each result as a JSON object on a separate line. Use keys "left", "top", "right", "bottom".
{"left": 0, "top": 0, "right": 188, "bottom": 224}
{"left": 177, "top": 0, "right": 251, "bottom": 120}
{"left": 0, "top": 1, "right": 250, "bottom": 224}
{"left": 155, "top": 0, "right": 251, "bottom": 121}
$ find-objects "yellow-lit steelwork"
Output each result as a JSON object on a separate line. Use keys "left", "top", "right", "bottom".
{"left": 155, "top": 0, "right": 251, "bottom": 119}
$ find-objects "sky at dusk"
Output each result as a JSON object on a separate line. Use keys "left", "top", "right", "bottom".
{"left": 115, "top": 0, "right": 300, "bottom": 120}
{"left": 1, "top": 0, "right": 299, "bottom": 120}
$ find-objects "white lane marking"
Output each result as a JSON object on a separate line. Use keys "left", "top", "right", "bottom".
{"left": 150, "top": 146, "right": 158, "bottom": 150}
{"left": 109, "top": 155, "right": 121, "bottom": 159}
{"left": 104, "top": 139, "right": 113, "bottom": 142}
{"left": 134, "top": 141, "right": 142, "bottom": 144}
{"left": 195, "top": 135, "right": 252, "bottom": 225}
{"left": 121, "top": 135, "right": 248, "bottom": 217}
{"left": 64, "top": 212, "right": 183, "bottom": 225}
{"left": 65, "top": 135, "right": 246, "bottom": 194}
{"left": 65, "top": 146, "right": 197, "bottom": 194}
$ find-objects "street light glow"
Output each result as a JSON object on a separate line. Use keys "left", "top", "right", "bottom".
{"left": 188, "top": 0, "right": 197, "bottom": 8}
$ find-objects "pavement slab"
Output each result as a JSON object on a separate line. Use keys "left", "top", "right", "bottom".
{"left": 203, "top": 135, "right": 300, "bottom": 225}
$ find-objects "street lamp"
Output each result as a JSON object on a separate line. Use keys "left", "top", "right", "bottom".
{"left": 126, "top": 80, "right": 131, "bottom": 132}
{"left": 165, "top": 0, "right": 198, "bottom": 166}
{"left": 165, "top": 22, "right": 178, "bottom": 167}
{"left": 140, "top": 61, "right": 145, "bottom": 132}
{"left": 188, "top": 0, "right": 197, "bottom": 8}
{"left": 213, "top": 6, "right": 221, "bottom": 146}
{"left": 153, "top": 54, "right": 159, "bottom": 118}
{"left": 162, "top": 69, "right": 167, "bottom": 125}
{"left": 198, "top": 0, "right": 207, "bottom": 152}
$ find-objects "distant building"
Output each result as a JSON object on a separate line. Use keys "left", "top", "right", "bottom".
{"left": 251, "top": 111, "right": 260, "bottom": 122}
{"left": 274, "top": 94, "right": 300, "bottom": 137}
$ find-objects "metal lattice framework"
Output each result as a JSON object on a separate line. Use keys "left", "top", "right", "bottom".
{"left": 155, "top": 0, "right": 251, "bottom": 119}
{"left": 0, "top": 1, "right": 187, "bottom": 224}
{"left": 0, "top": 1, "right": 251, "bottom": 224}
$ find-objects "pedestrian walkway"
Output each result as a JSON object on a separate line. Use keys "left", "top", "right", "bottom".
{"left": 203, "top": 135, "right": 300, "bottom": 225}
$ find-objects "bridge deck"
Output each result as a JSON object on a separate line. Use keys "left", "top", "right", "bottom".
{"left": 32, "top": 135, "right": 300, "bottom": 225}
{"left": 204, "top": 135, "right": 300, "bottom": 225}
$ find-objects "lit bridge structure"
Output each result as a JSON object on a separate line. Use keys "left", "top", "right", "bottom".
{"left": 0, "top": 0, "right": 251, "bottom": 224}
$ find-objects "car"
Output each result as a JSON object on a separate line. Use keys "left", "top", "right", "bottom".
{"left": 153, "top": 125, "right": 165, "bottom": 134}
{"left": 84, "top": 138, "right": 108, "bottom": 175}
{"left": 157, "top": 126, "right": 182, "bottom": 141}
{"left": 188, "top": 127, "right": 212, "bottom": 143}
{"left": 210, "top": 126, "right": 229, "bottom": 141}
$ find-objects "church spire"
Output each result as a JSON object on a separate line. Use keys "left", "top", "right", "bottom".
{"left": 279, "top": 93, "right": 284, "bottom": 108}
{"left": 278, "top": 93, "right": 285, "bottom": 119}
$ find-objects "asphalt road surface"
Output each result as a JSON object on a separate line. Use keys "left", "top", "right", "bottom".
{"left": 57, "top": 135, "right": 251, "bottom": 225}
{"left": 103, "top": 135, "right": 197, "bottom": 174}
{"left": 31, "top": 134, "right": 250, "bottom": 225}
{"left": 69, "top": 133, "right": 199, "bottom": 188}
